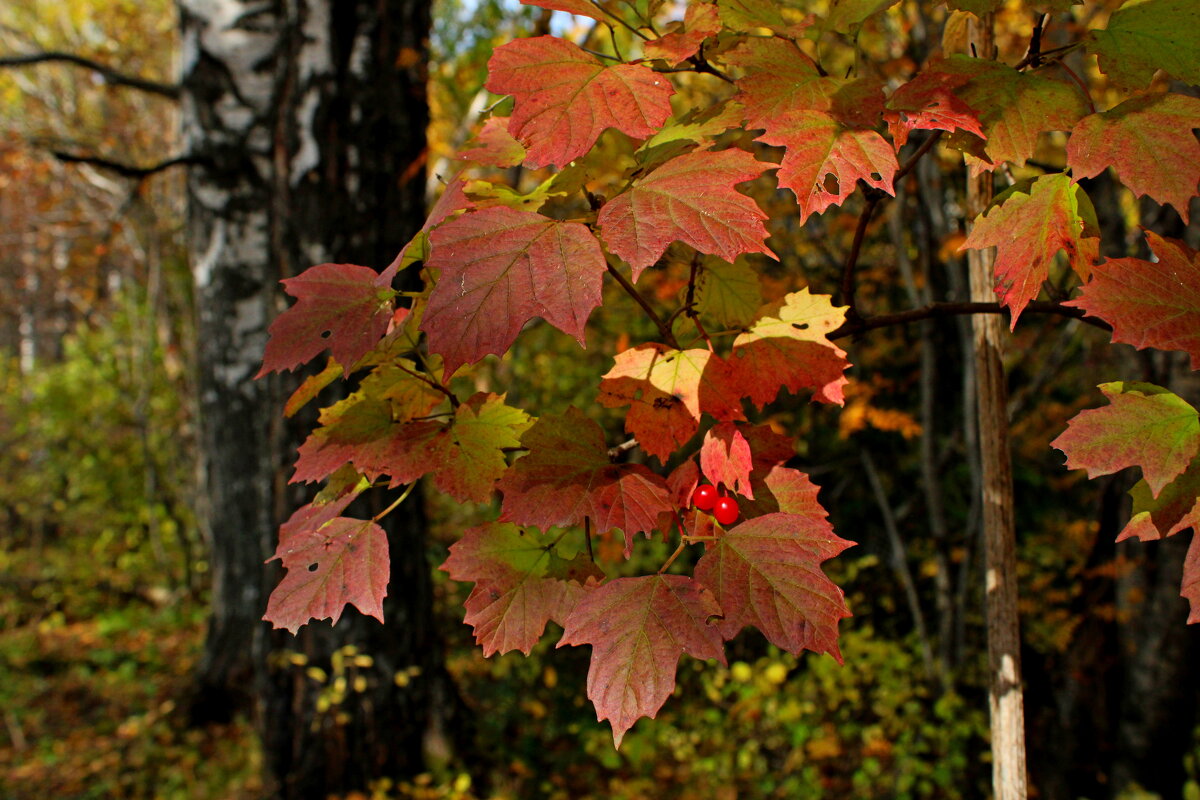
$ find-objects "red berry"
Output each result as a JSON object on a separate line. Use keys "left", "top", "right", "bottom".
{"left": 692, "top": 484, "right": 718, "bottom": 511}
{"left": 713, "top": 496, "right": 739, "bottom": 526}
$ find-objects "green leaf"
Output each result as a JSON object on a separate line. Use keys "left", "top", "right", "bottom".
{"left": 1085, "top": 0, "right": 1200, "bottom": 89}
{"left": 696, "top": 256, "right": 762, "bottom": 329}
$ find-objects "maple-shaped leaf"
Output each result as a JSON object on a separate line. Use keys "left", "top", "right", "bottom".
{"left": 457, "top": 116, "right": 527, "bottom": 168}
{"left": 730, "top": 288, "right": 850, "bottom": 407}
{"left": 441, "top": 523, "right": 587, "bottom": 655}
{"left": 641, "top": 103, "right": 747, "bottom": 157}
{"left": 517, "top": 0, "right": 606, "bottom": 22}
{"left": 1067, "top": 94, "right": 1200, "bottom": 224}
{"left": 941, "top": 56, "right": 1089, "bottom": 171}
{"left": 727, "top": 38, "right": 885, "bottom": 131}
{"left": 558, "top": 574, "right": 725, "bottom": 747}
{"left": 942, "top": 0, "right": 1004, "bottom": 13}
{"left": 284, "top": 358, "right": 343, "bottom": 418}
{"left": 825, "top": 0, "right": 901, "bottom": 34}
{"left": 1121, "top": 461, "right": 1200, "bottom": 544}
{"left": 264, "top": 517, "right": 389, "bottom": 634}
{"left": 259, "top": 263, "right": 396, "bottom": 378}
{"left": 278, "top": 480, "right": 366, "bottom": 549}
{"left": 960, "top": 173, "right": 1100, "bottom": 326}
{"left": 643, "top": 2, "right": 722, "bottom": 65}
{"left": 757, "top": 111, "right": 897, "bottom": 223}
{"left": 1066, "top": 232, "right": 1200, "bottom": 368}
{"left": 485, "top": 36, "right": 674, "bottom": 168}
{"left": 422, "top": 206, "right": 606, "bottom": 376}
{"left": 1052, "top": 382, "right": 1200, "bottom": 498}
{"left": 700, "top": 422, "right": 754, "bottom": 499}
{"left": 427, "top": 393, "right": 532, "bottom": 503}
{"left": 742, "top": 464, "right": 827, "bottom": 519}
{"left": 884, "top": 67, "right": 986, "bottom": 150}
{"left": 717, "top": 0, "right": 814, "bottom": 40}
{"left": 695, "top": 511, "right": 853, "bottom": 659}
{"left": 498, "top": 407, "right": 675, "bottom": 554}
{"left": 596, "top": 149, "right": 776, "bottom": 277}
{"left": 696, "top": 256, "right": 762, "bottom": 329}
{"left": 1085, "top": 0, "right": 1200, "bottom": 90}
{"left": 599, "top": 344, "right": 745, "bottom": 462}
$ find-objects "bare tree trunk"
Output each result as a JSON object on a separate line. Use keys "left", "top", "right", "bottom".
{"left": 967, "top": 15, "right": 1028, "bottom": 799}
{"left": 180, "top": 1, "right": 466, "bottom": 795}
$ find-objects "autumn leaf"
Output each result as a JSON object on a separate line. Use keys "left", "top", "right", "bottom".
{"left": 457, "top": 116, "right": 526, "bottom": 168}
{"left": 717, "top": 0, "right": 813, "bottom": 38}
{"left": 695, "top": 256, "right": 762, "bottom": 329}
{"left": 959, "top": 173, "right": 1100, "bottom": 326}
{"left": 1085, "top": 0, "right": 1200, "bottom": 90}
{"left": 558, "top": 574, "right": 725, "bottom": 747}
{"left": 441, "top": 523, "right": 587, "bottom": 656}
{"left": 498, "top": 407, "right": 675, "bottom": 554}
{"left": 1120, "top": 461, "right": 1200, "bottom": 544}
{"left": 729, "top": 288, "right": 850, "bottom": 407}
{"left": 426, "top": 394, "right": 531, "bottom": 503}
{"left": 422, "top": 206, "right": 606, "bottom": 377}
{"left": 1066, "top": 232, "right": 1200, "bottom": 368}
{"left": 700, "top": 422, "right": 754, "bottom": 499}
{"left": 486, "top": 36, "right": 674, "bottom": 168}
{"left": 884, "top": 66, "right": 986, "bottom": 150}
{"left": 756, "top": 110, "right": 897, "bottom": 224}
{"left": 824, "top": 0, "right": 901, "bottom": 34}
{"left": 596, "top": 149, "right": 776, "bottom": 278}
{"left": 517, "top": 0, "right": 607, "bottom": 22}
{"left": 264, "top": 517, "right": 389, "bottom": 634}
{"left": 695, "top": 511, "right": 853, "bottom": 659}
{"left": 741, "top": 464, "right": 826, "bottom": 519}
{"left": 259, "top": 263, "right": 396, "bottom": 378}
{"left": 1052, "top": 382, "right": 1200, "bottom": 498}
{"left": 643, "top": 2, "right": 722, "bottom": 65}
{"left": 599, "top": 344, "right": 745, "bottom": 461}
{"left": 1067, "top": 94, "right": 1200, "bottom": 224}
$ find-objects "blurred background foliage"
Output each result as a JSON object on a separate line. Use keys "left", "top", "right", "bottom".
{"left": 2, "top": 0, "right": 1199, "bottom": 798}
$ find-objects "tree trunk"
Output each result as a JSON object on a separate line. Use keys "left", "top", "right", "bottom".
{"left": 179, "top": 1, "right": 462, "bottom": 794}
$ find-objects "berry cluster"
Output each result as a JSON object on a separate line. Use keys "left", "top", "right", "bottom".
{"left": 691, "top": 484, "right": 739, "bottom": 526}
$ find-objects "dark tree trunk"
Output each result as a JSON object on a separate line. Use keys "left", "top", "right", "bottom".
{"left": 179, "top": 1, "right": 463, "bottom": 795}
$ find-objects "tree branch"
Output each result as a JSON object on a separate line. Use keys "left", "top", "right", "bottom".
{"left": 0, "top": 51, "right": 179, "bottom": 98}
{"left": 830, "top": 300, "right": 1110, "bottom": 340}
{"left": 48, "top": 150, "right": 203, "bottom": 179}
{"left": 605, "top": 261, "right": 681, "bottom": 348}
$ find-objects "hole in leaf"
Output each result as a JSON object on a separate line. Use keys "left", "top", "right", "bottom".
{"left": 792, "top": 322, "right": 809, "bottom": 331}
{"left": 870, "top": 172, "right": 882, "bottom": 182}
{"left": 307, "top": 563, "right": 319, "bottom": 572}
{"left": 821, "top": 173, "right": 840, "bottom": 195}
{"left": 320, "top": 330, "right": 332, "bottom": 339}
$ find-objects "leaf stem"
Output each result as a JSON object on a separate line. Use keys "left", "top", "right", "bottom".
{"left": 657, "top": 540, "right": 687, "bottom": 574}
{"left": 372, "top": 481, "right": 418, "bottom": 522}
{"left": 395, "top": 360, "right": 459, "bottom": 408}
{"left": 605, "top": 261, "right": 682, "bottom": 348}
{"left": 584, "top": 517, "right": 594, "bottom": 562}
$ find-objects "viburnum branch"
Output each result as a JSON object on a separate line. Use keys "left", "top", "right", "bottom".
{"left": 657, "top": 540, "right": 687, "bottom": 574}
{"left": 372, "top": 480, "right": 418, "bottom": 522}
{"left": 894, "top": 130, "right": 943, "bottom": 183}
{"left": 590, "top": 0, "right": 649, "bottom": 40}
{"left": 394, "top": 359, "right": 460, "bottom": 408}
{"left": 604, "top": 261, "right": 682, "bottom": 348}
{"left": 1052, "top": 60, "right": 1096, "bottom": 114}
{"left": 683, "top": 257, "right": 715, "bottom": 350}
{"left": 0, "top": 51, "right": 180, "bottom": 98}
{"left": 1015, "top": 14, "right": 1048, "bottom": 70}
{"left": 607, "top": 438, "right": 639, "bottom": 459}
{"left": 830, "top": 300, "right": 1109, "bottom": 340}
{"left": 584, "top": 516, "right": 594, "bottom": 563}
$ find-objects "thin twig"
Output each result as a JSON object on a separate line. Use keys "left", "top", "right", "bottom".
{"left": 395, "top": 360, "right": 459, "bottom": 408}
{"left": 48, "top": 150, "right": 202, "bottom": 179}
{"left": 607, "top": 437, "right": 639, "bottom": 459}
{"left": 605, "top": 261, "right": 681, "bottom": 348}
{"left": 590, "top": 0, "right": 649, "bottom": 40}
{"left": 830, "top": 300, "right": 1109, "bottom": 340}
{"left": 0, "top": 51, "right": 179, "bottom": 98}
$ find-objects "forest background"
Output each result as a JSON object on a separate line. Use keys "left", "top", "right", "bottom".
{"left": 0, "top": 0, "right": 1198, "bottom": 798}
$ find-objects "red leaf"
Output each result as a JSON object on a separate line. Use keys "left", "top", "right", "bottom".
{"left": 960, "top": 173, "right": 1100, "bottom": 326}
{"left": 558, "top": 574, "right": 725, "bottom": 747}
{"left": 729, "top": 288, "right": 850, "bottom": 407}
{"left": 264, "top": 517, "right": 389, "bottom": 634}
{"left": 517, "top": 0, "right": 606, "bottom": 22}
{"left": 742, "top": 464, "right": 826, "bottom": 519}
{"left": 596, "top": 149, "right": 776, "bottom": 277}
{"left": 278, "top": 483, "right": 366, "bottom": 548}
{"left": 727, "top": 38, "right": 884, "bottom": 130}
{"left": 457, "top": 116, "right": 527, "bottom": 168}
{"left": 1067, "top": 94, "right": 1200, "bottom": 225}
{"left": 700, "top": 422, "right": 754, "bottom": 499}
{"left": 441, "top": 523, "right": 588, "bottom": 655}
{"left": 1067, "top": 232, "right": 1200, "bottom": 369}
{"left": 1052, "top": 382, "right": 1200, "bottom": 498}
{"left": 498, "top": 407, "right": 675, "bottom": 555}
{"left": 695, "top": 511, "right": 853, "bottom": 660}
{"left": 425, "top": 393, "right": 532, "bottom": 503}
{"left": 599, "top": 344, "right": 745, "bottom": 462}
{"left": 258, "top": 263, "right": 395, "bottom": 378}
{"left": 756, "top": 110, "right": 897, "bottom": 224}
{"left": 643, "top": 2, "right": 722, "bottom": 66}
{"left": 1120, "top": 462, "right": 1200, "bottom": 544}
{"left": 486, "top": 36, "right": 674, "bottom": 168}
{"left": 422, "top": 206, "right": 606, "bottom": 377}
{"left": 884, "top": 68, "right": 986, "bottom": 150}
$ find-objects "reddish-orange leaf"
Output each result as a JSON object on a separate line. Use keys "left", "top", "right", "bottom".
{"left": 498, "top": 407, "right": 675, "bottom": 554}
{"left": 643, "top": 2, "right": 722, "bottom": 65}
{"left": 694, "top": 511, "right": 853, "bottom": 659}
{"left": 486, "top": 36, "right": 674, "bottom": 168}
{"left": 699, "top": 422, "right": 754, "bottom": 499}
{"left": 517, "top": 0, "right": 606, "bottom": 22}
{"left": 1068, "top": 94, "right": 1200, "bottom": 224}
{"left": 1052, "top": 382, "right": 1200, "bottom": 498}
{"left": 884, "top": 67, "right": 985, "bottom": 150}
{"left": 599, "top": 344, "right": 745, "bottom": 462}
{"left": 1066, "top": 232, "right": 1200, "bottom": 368}
{"left": 422, "top": 206, "right": 606, "bottom": 376}
{"left": 960, "top": 173, "right": 1100, "bottom": 326}
{"left": 258, "top": 263, "right": 395, "bottom": 378}
{"left": 558, "top": 574, "right": 725, "bottom": 747}
{"left": 756, "top": 110, "right": 897, "bottom": 223}
{"left": 264, "top": 517, "right": 389, "bottom": 634}
{"left": 718, "top": 0, "right": 814, "bottom": 38}
{"left": 457, "top": 116, "right": 527, "bottom": 168}
{"left": 729, "top": 288, "right": 850, "bottom": 407}
{"left": 441, "top": 523, "right": 588, "bottom": 656}
{"left": 596, "top": 149, "right": 776, "bottom": 277}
